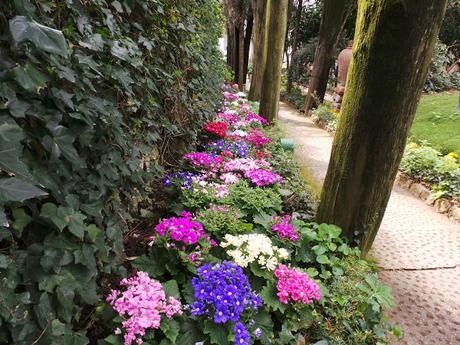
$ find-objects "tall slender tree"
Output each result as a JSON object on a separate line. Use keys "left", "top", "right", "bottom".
{"left": 248, "top": 0, "right": 269, "bottom": 101}
{"left": 303, "top": 0, "right": 355, "bottom": 114}
{"left": 317, "top": 0, "right": 448, "bottom": 255}
{"left": 259, "top": 0, "right": 288, "bottom": 121}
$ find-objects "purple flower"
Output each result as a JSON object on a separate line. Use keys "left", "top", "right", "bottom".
{"left": 244, "top": 169, "right": 282, "bottom": 186}
{"left": 271, "top": 215, "right": 300, "bottom": 241}
{"left": 234, "top": 322, "right": 251, "bottom": 345}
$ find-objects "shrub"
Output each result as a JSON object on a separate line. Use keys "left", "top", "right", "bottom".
{"left": 424, "top": 40, "right": 460, "bottom": 92}
{"left": 288, "top": 43, "right": 316, "bottom": 86}
{"left": 311, "top": 103, "right": 338, "bottom": 132}
{"left": 0, "top": 0, "right": 224, "bottom": 343}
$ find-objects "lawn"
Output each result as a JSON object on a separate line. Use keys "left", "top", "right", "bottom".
{"left": 410, "top": 92, "right": 460, "bottom": 154}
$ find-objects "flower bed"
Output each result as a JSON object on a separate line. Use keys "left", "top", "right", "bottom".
{"left": 101, "top": 85, "right": 397, "bottom": 345}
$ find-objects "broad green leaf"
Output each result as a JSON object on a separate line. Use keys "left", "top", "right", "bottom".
{"left": 316, "top": 254, "right": 330, "bottom": 265}
{"left": 12, "top": 208, "right": 32, "bottom": 233}
{"left": 253, "top": 311, "right": 274, "bottom": 344}
{"left": 160, "top": 318, "right": 180, "bottom": 343}
{"left": 176, "top": 319, "right": 202, "bottom": 345}
{"left": 9, "top": 16, "right": 68, "bottom": 56}
{"left": 40, "top": 203, "right": 69, "bottom": 231}
{"left": 11, "top": 63, "right": 48, "bottom": 93}
{"left": 260, "top": 282, "right": 286, "bottom": 313}
{"left": 163, "top": 280, "right": 180, "bottom": 299}
{"left": 67, "top": 212, "right": 87, "bottom": 239}
{"left": 203, "top": 320, "right": 229, "bottom": 345}
{"left": 312, "top": 245, "right": 326, "bottom": 256}
{"left": 0, "top": 177, "right": 47, "bottom": 203}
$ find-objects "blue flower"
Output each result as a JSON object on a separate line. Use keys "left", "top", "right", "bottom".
{"left": 234, "top": 322, "right": 251, "bottom": 345}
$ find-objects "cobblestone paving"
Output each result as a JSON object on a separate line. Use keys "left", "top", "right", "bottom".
{"left": 278, "top": 102, "right": 460, "bottom": 345}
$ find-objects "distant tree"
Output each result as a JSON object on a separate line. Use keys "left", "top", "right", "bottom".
{"left": 317, "top": 0, "right": 448, "bottom": 255}
{"left": 303, "top": 0, "right": 355, "bottom": 114}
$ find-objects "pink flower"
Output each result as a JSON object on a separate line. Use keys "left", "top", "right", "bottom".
{"left": 244, "top": 169, "right": 282, "bottom": 186}
{"left": 274, "top": 265, "right": 321, "bottom": 305}
{"left": 245, "top": 129, "right": 272, "bottom": 147}
{"left": 245, "top": 112, "right": 268, "bottom": 125}
{"left": 106, "top": 272, "right": 182, "bottom": 345}
{"left": 220, "top": 172, "right": 240, "bottom": 184}
{"left": 272, "top": 215, "right": 299, "bottom": 241}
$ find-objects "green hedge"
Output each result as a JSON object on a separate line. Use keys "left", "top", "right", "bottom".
{"left": 0, "top": 1, "right": 224, "bottom": 344}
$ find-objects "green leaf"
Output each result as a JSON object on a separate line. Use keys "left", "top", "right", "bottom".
{"left": 11, "top": 208, "right": 32, "bottom": 233}
{"left": 278, "top": 188, "right": 293, "bottom": 196}
{"left": 11, "top": 63, "right": 48, "bottom": 93}
{"left": 9, "top": 16, "right": 68, "bottom": 56}
{"left": 260, "top": 282, "right": 286, "bottom": 313}
{"left": 306, "top": 267, "right": 319, "bottom": 277}
{"left": 312, "top": 245, "right": 326, "bottom": 256}
{"left": 103, "top": 334, "right": 124, "bottom": 345}
{"left": 0, "top": 177, "right": 47, "bottom": 203}
{"left": 42, "top": 126, "right": 82, "bottom": 165}
{"left": 176, "top": 319, "right": 202, "bottom": 345}
{"left": 163, "top": 280, "right": 180, "bottom": 299}
{"left": 316, "top": 254, "right": 330, "bottom": 264}
{"left": 40, "top": 203, "right": 69, "bottom": 231}
{"left": 67, "top": 211, "right": 87, "bottom": 239}
{"left": 132, "top": 253, "right": 166, "bottom": 278}
{"left": 160, "top": 318, "right": 180, "bottom": 343}
{"left": 0, "top": 254, "right": 13, "bottom": 269}
{"left": 203, "top": 320, "right": 229, "bottom": 345}
{"left": 318, "top": 223, "right": 341, "bottom": 239}
{"left": 253, "top": 311, "right": 274, "bottom": 344}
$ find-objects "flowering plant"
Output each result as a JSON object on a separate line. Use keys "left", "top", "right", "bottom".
{"left": 183, "top": 152, "right": 223, "bottom": 170}
{"left": 271, "top": 215, "right": 300, "bottom": 241}
{"left": 245, "top": 112, "right": 268, "bottom": 126}
{"left": 163, "top": 171, "right": 198, "bottom": 189}
{"left": 223, "top": 91, "right": 239, "bottom": 101}
{"left": 244, "top": 169, "right": 282, "bottom": 187}
{"left": 152, "top": 211, "right": 216, "bottom": 265}
{"left": 222, "top": 158, "right": 270, "bottom": 174}
{"left": 274, "top": 264, "right": 321, "bottom": 304}
{"left": 106, "top": 271, "right": 182, "bottom": 345}
{"left": 191, "top": 261, "right": 262, "bottom": 345}
{"left": 245, "top": 129, "right": 272, "bottom": 147}
{"left": 206, "top": 139, "right": 249, "bottom": 158}
{"left": 204, "top": 121, "right": 229, "bottom": 138}
{"left": 221, "top": 234, "right": 289, "bottom": 271}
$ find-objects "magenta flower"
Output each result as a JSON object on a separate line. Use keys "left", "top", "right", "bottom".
{"left": 155, "top": 211, "right": 205, "bottom": 245}
{"left": 183, "top": 152, "right": 223, "bottom": 170}
{"left": 271, "top": 215, "right": 299, "bottom": 241}
{"left": 274, "top": 265, "right": 321, "bottom": 305}
{"left": 244, "top": 169, "right": 282, "bottom": 187}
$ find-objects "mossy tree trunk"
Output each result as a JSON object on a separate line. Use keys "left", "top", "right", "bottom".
{"left": 238, "top": 23, "right": 245, "bottom": 90}
{"left": 259, "top": 0, "right": 288, "bottom": 122}
{"left": 248, "top": 0, "right": 268, "bottom": 101}
{"left": 304, "top": 0, "right": 354, "bottom": 114}
{"left": 317, "top": 0, "right": 448, "bottom": 255}
{"left": 243, "top": 14, "right": 253, "bottom": 85}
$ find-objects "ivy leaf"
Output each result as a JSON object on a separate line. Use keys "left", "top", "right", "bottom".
{"left": 203, "top": 320, "right": 229, "bottom": 345}
{"left": 42, "top": 126, "right": 82, "bottom": 165}
{"left": 40, "top": 203, "right": 69, "bottom": 231}
{"left": 11, "top": 63, "right": 48, "bottom": 93}
{"left": 0, "top": 177, "right": 47, "bottom": 203}
{"left": 67, "top": 211, "right": 87, "bottom": 239}
{"left": 9, "top": 16, "right": 68, "bottom": 56}
{"left": 11, "top": 208, "right": 32, "bottom": 233}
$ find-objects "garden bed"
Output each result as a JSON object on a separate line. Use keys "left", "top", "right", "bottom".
{"left": 99, "top": 85, "right": 397, "bottom": 345}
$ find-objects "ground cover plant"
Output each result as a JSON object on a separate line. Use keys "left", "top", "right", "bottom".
{"left": 100, "top": 85, "right": 397, "bottom": 345}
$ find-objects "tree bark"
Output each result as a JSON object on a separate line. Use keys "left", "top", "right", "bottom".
{"left": 248, "top": 0, "right": 268, "bottom": 101}
{"left": 243, "top": 15, "right": 254, "bottom": 85}
{"left": 317, "top": 0, "right": 448, "bottom": 255}
{"left": 304, "top": 0, "right": 354, "bottom": 114}
{"left": 238, "top": 23, "right": 245, "bottom": 89}
{"left": 259, "top": 0, "right": 288, "bottom": 122}
{"left": 226, "top": 24, "right": 235, "bottom": 69}
{"left": 286, "top": 0, "right": 303, "bottom": 93}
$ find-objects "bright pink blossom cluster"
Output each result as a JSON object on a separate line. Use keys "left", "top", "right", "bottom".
{"left": 183, "top": 152, "right": 223, "bottom": 169}
{"left": 217, "top": 112, "right": 239, "bottom": 124}
{"left": 244, "top": 169, "right": 282, "bottom": 187}
{"left": 223, "top": 91, "right": 239, "bottom": 101}
{"left": 222, "top": 158, "right": 270, "bottom": 173}
{"left": 246, "top": 129, "right": 272, "bottom": 147}
{"left": 271, "top": 215, "right": 299, "bottom": 241}
{"left": 106, "top": 271, "right": 182, "bottom": 345}
{"left": 245, "top": 112, "right": 268, "bottom": 125}
{"left": 274, "top": 264, "right": 321, "bottom": 305}
{"left": 155, "top": 211, "right": 206, "bottom": 245}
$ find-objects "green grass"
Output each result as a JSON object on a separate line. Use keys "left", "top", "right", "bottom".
{"left": 410, "top": 92, "right": 460, "bottom": 154}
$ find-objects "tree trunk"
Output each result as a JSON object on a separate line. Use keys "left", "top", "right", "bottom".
{"left": 286, "top": 0, "right": 303, "bottom": 93}
{"left": 226, "top": 24, "right": 235, "bottom": 69}
{"left": 238, "top": 23, "right": 245, "bottom": 90}
{"left": 304, "top": 0, "right": 354, "bottom": 114}
{"left": 248, "top": 0, "right": 268, "bottom": 101}
{"left": 259, "top": 0, "right": 288, "bottom": 122}
{"left": 317, "top": 0, "right": 447, "bottom": 255}
{"left": 243, "top": 15, "right": 254, "bottom": 84}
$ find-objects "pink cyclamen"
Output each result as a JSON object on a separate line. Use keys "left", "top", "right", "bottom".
{"left": 274, "top": 264, "right": 321, "bottom": 305}
{"left": 106, "top": 271, "right": 182, "bottom": 345}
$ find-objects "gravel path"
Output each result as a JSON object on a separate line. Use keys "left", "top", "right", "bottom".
{"left": 278, "top": 102, "right": 460, "bottom": 345}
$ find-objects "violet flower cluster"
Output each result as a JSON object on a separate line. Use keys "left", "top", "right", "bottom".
{"left": 191, "top": 261, "right": 262, "bottom": 345}
{"left": 245, "top": 112, "right": 268, "bottom": 126}
{"left": 163, "top": 171, "right": 197, "bottom": 189}
{"left": 206, "top": 139, "right": 249, "bottom": 158}
{"left": 274, "top": 264, "right": 321, "bottom": 305}
{"left": 271, "top": 215, "right": 300, "bottom": 241}
{"left": 244, "top": 169, "right": 282, "bottom": 187}
{"left": 183, "top": 152, "right": 223, "bottom": 170}
{"left": 106, "top": 271, "right": 182, "bottom": 345}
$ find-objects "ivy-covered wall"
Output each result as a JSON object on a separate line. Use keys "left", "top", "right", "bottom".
{"left": 0, "top": 1, "right": 224, "bottom": 344}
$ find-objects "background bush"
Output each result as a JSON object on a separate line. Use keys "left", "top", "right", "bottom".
{"left": 424, "top": 40, "right": 460, "bottom": 92}
{"left": 0, "top": 1, "right": 224, "bottom": 344}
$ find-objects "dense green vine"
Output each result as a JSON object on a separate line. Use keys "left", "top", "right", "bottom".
{"left": 0, "top": 1, "right": 224, "bottom": 344}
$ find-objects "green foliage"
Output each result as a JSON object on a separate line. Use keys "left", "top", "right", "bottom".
{"left": 0, "top": 0, "right": 224, "bottom": 343}
{"left": 424, "top": 40, "right": 460, "bottom": 92}
{"left": 311, "top": 103, "right": 338, "bottom": 132}
{"left": 288, "top": 43, "right": 316, "bottom": 86}
{"left": 400, "top": 142, "right": 460, "bottom": 198}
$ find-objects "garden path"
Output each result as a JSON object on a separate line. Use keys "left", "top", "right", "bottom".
{"left": 278, "top": 102, "right": 460, "bottom": 345}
